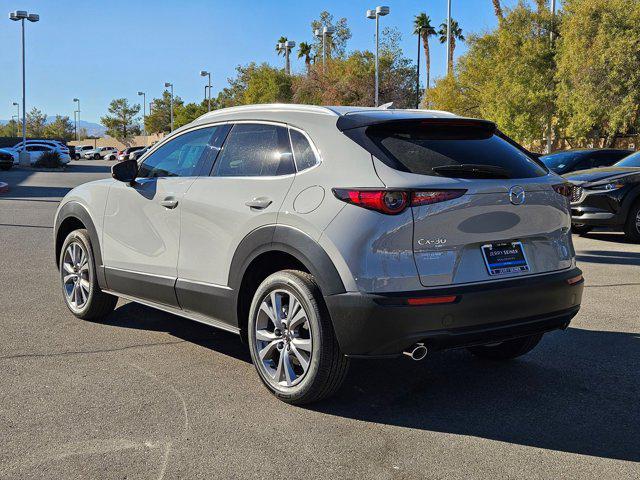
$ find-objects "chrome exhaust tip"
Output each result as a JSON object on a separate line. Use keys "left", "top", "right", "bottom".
{"left": 403, "top": 343, "right": 428, "bottom": 361}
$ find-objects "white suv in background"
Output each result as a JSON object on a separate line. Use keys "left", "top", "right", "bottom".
{"left": 83, "top": 146, "right": 117, "bottom": 160}
{"left": 11, "top": 143, "right": 71, "bottom": 165}
{"left": 54, "top": 104, "right": 584, "bottom": 404}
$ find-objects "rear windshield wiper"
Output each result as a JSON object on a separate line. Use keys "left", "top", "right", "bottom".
{"left": 432, "top": 164, "right": 511, "bottom": 179}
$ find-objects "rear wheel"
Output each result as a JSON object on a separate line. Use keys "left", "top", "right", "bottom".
{"left": 247, "top": 270, "right": 349, "bottom": 405}
{"left": 572, "top": 224, "right": 592, "bottom": 236}
{"left": 93, "top": 153, "right": 100, "bottom": 160}
{"left": 623, "top": 202, "right": 640, "bottom": 242}
{"left": 60, "top": 229, "right": 117, "bottom": 320}
{"left": 467, "top": 334, "right": 543, "bottom": 360}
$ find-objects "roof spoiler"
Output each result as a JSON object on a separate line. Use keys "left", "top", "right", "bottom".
{"left": 336, "top": 114, "right": 497, "bottom": 132}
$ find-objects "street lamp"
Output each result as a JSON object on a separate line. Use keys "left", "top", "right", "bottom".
{"left": 164, "top": 82, "right": 174, "bottom": 132}
{"left": 314, "top": 26, "right": 334, "bottom": 70}
{"left": 366, "top": 6, "right": 390, "bottom": 107}
{"left": 9, "top": 10, "right": 39, "bottom": 165}
{"left": 12, "top": 102, "right": 19, "bottom": 136}
{"left": 73, "top": 98, "right": 80, "bottom": 140}
{"left": 137, "top": 91, "right": 146, "bottom": 138}
{"left": 200, "top": 71, "right": 211, "bottom": 111}
{"left": 278, "top": 41, "right": 296, "bottom": 75}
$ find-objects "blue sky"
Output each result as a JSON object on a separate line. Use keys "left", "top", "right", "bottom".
{"left": 0, "top": 0, "right": 527, "bottom": 123}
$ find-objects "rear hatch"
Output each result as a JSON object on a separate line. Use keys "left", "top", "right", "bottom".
{"left": 341, "top": 116, "right": 574, "bottom": 287}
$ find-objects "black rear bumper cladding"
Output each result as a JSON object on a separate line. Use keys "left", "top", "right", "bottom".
{"left": 324, "top": 268, "right": 583, "bottom": 357}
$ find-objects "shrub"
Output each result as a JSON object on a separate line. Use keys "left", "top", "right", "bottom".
{"left": 33, "top": 151, "right": 63, "bottom": 169}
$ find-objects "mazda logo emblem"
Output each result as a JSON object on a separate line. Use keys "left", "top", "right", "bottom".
{"left": 509, "top": 186, "right": 526, "bottom": 205}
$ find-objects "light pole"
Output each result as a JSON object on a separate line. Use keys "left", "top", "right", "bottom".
{"left": 200, "top": 71, "right": 212, "bottom": 111}
{"left": 278, "top": 41, "right": 296, "bottom": 75}
{"left": 12, "top": 102, "right": 19, "bottom": 136}
{"left": 446, "top": 0, "right": 452, "bottom": 75}
{"left": 9, "top": 10, "right": 39, "bottom": 165}
{"left": 366, "top": 6, "right": 390, "bottom": 107}
{"left": 164, "top": 82, "right": 174, "bottom": 132}
{"left": 137, "top": 91, "right": 146, "bottom": 138}
{"left": 73, "top": 98, "right": 80, "bottom": 140}
{"left": 314, "top": 26, "right": 334, "bottom": 70}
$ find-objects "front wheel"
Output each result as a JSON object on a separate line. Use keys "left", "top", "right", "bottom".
{"left": 93, "top": 153, "right": 100, "bottom": 160}
{"left": 624, "top": 202, "right": 640, "bottom": 242}
{"left": 247, "top": 270, "right": 349, "bottom": 405}
{"left": 467, "top": 334, "right": 543, "bottom": 360}
{"left": 60, "top": 229, "right": 117, "bottom": 320}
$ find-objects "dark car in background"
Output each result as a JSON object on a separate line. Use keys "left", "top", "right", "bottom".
{"left": 565, "top": 152, "right": 640, "bottom": 240}
{"left": 0, "top": 148, "right": 14, "bottom": 170}
{"left": 541, "top": 149, "right": 632, "bottom": 175}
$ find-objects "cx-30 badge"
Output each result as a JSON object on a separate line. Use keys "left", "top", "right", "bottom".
{"left": 509, "top": 186, "right": 526, "bottom": 205}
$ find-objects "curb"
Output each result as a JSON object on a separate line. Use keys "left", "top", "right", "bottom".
{"left": 0, "top": 182, "right": 9, "bottom": 194}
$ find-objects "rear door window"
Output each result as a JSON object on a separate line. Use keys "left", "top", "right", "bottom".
{"left": 213, "top": 123, "right": 294, "bottom": 177}
{"left": 363, "top": 122, "right": 547, "bottom": 179}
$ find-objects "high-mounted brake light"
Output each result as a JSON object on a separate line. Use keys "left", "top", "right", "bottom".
{"left": 553, "top": 183, "right": 573, "bottom": 198}
{"left": 333, "top": 189, "right": 467, "bottom": 215}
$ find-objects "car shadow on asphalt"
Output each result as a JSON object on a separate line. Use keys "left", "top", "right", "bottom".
{"left": 577, "top": 231, "right": 636, "bottom": 245}
{"left": 95, "top": 301, "right": 639, "bottom": 462}
{"left": 576, "top": 250, "right": 640, "bottom": 266}
{"left": 311, "top": 328, "right": 639, "bottom": 463}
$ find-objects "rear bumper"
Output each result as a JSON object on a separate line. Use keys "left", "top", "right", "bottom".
{"left": 324, "top": 268, "right": 584, "bottom": 357}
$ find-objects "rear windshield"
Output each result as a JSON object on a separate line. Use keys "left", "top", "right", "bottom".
{"left": 364, "top": 122, "right": 547, "bottom": 179}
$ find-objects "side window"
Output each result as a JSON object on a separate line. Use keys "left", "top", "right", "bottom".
{"left": 290, "top": 129, "right": 320, "bottom": 171}
{"left": 138, "top": 127, "right": 217, "bottom": 178}
{"left": 214, "top": 123, "right": 294, "bottom": 177}
{"left": 573, "top": 158, "right": 592, "bottom": 171}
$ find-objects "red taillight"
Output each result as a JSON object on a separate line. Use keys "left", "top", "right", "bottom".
{"left": 553, "top": 183, "right": 573, "bottom": 198}
{"left": 411, "top": 190, "right": 466, "bottom": 206}
{"left": 566, "top": 274, "right": 583, "bottom": 285}
{"left": 333, "top": 189, "right": 466, "bottom": 214}
{"left": 407, "top": 295, "right": 458, "bottom": 306}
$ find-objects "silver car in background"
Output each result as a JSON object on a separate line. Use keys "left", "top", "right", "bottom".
{"left": 54, "top": 104, "right": 584, "bottom": 404}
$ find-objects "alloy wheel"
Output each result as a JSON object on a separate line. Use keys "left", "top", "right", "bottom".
{"left": 636, "top": 209, "right": 640, "bottom": 233}
{"left": 254, "top": 289, "right": 312, "bottom": 388}
{"left": 62, "top": 241, "right": 90, "bottom": 311}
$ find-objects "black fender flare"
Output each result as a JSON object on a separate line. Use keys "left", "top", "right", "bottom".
{"left": 228, "top": 225, "right": 346, "bottom": 296}
{"left": 54, "top": 201, "right": 107, "bottom": 288}
{"left": 620, "top": 184, "right": 640, "bottom": 220}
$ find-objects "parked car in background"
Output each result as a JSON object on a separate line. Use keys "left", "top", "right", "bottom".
{"left": 541, "top": 149, "right": 633, "bottom": 175}
{"left": 116, "top": 146, "right": 146, "bottom": 161}
{"left": 565, "top": 151, "right": 640, "bottom": 240}
{"left": 54, "top": 104, "right": 583, "bottom": 404}
{"left": 128, "top": 146, "right": 149, "bottom": 161}
{"left": 10, "top": 143, "right": 71, "bottom": 165}
{"left": 0, "top": 148, "right": 14, "bottom": 170}
{"left": 83, "top": 147, "right": 117, "bottom": 160}
{"left": 73, "top": 145, "right": 93, "bottom": 160}
{"left": 12, "top": 139, "right": 70, "bottom": 158}
{"left": 104, "top": 151, "right": 118, "bottom": 160}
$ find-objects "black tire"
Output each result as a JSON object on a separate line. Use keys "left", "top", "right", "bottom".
{"left": 467, "top": 334, "right": 543, "bottom": 360}
{"left": 93, "top": 153, "right": 100, "bottom": 160}
{"left": 247, "top": 270, "right": 349, "bottom": 405}
{"left": 572, "top": 224, "right": 592, "bottom": 236}
{"left": 59, "top": 229, "right": 117, "bottom": 320}
{"left": 623, "top": 201, "right": 640, "bottom": 242}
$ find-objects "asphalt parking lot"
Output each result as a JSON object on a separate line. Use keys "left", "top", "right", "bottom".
{"left": 0, "top": 160, "right": 638, "bottom": 479}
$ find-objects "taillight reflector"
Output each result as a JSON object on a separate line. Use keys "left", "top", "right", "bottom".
{"left": 407, "top": 295, "right": 458, "bottom": 306}
{"left": 566, "top": 274, "right": 583, "bottom": 285}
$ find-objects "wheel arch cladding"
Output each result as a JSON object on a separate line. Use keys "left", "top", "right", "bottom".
{"left": 54, "top": 202, "right": 106, "bottom": 288}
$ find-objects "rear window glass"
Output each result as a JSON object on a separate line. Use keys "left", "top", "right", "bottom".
{"left": 366, "top": 123, "right": 546, "bottom": 179}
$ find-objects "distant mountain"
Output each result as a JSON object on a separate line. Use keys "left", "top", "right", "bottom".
{"left": 0, "top": 117, "right": 107, "bottom": 137}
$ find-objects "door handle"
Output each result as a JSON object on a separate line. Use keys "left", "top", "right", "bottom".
{"left": 160, "top": 197, "right": 179, "bottom": 209}
{"left": 245, "top": 197, "right": 273, "bottom": 210}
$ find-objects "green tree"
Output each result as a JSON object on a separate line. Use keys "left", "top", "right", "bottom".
{"left": 556, "top": 0, "right": 640, "bottom": 146}
{"left": 298, "top": 42, "right": 313, "bottom": 71}
{"left": 276, "top": 36, "right": 288, "bottom": 56}
{"left": 492, "top": 0, "right": 504, "bottom": 21}
{"left": 310, "top": 11, "right": 352, "bottom": 59}
{"left": 414, "top": 13, "right": 437, "bottom": 97}
{"left": 243, "top": 63, "right": 293, "bottom": 104}
{"left": 429, "top": 4, "right": 555, "bottom": 146}
{"left": 438, "top": 19, "right": 465, "bottom": 73}
{"left": 0, "top": 119, "right": 20, "bottom": 137}
{"left": 26, "top": 107, "right": 47, "bottom": 137}
{"left": 174, "top": 101, "right": 208, "bottom": 129}
{"left": 100, "top": 98, "right": 141, "bottom": 146}
{"left": 145, "top": 91, "right": 184, "bottom": 134}
{"left": 44, "top": 115, "right": 75, "bottom": 140}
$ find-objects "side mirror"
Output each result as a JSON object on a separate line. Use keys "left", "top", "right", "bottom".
{"left": 111, "top": 159, "right": 138, "bottom": 184}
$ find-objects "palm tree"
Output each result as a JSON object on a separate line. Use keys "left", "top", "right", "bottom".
{"left": 438, "top": 19, "right": 465, "bottom": 73}
{"left": 492, "top": 0, "right": 504, "bottom": 22}
{"left": 297, "top": 42, "right": 313, "bottom": 71}
{"left": 275, "top": 36, "right": 288, "bottom": 56}
{"left": 413, "top": 13, "right": 437, "bottom": 94}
